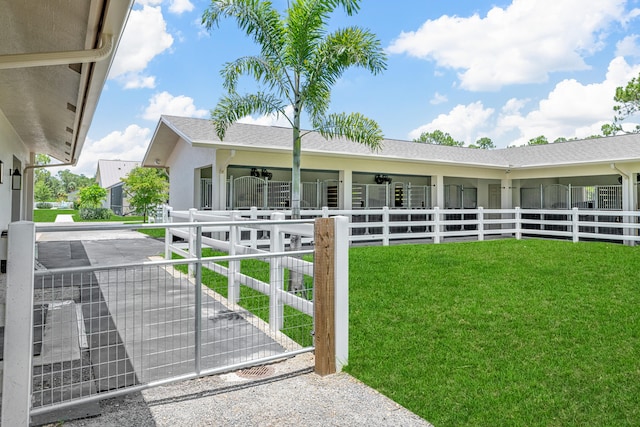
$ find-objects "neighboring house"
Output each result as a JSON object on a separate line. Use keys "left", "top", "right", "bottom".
{"left": 142, "top": 115, "right": 640, "bottom": 214}
{"left": 0, "top": 2, "right": 133, "bottom": 261}
{"left": 95, "top": 159, "right": 140, "bottom": 215}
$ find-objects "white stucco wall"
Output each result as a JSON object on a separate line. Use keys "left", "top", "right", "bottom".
{"left": 167, "top": 138, "right": 216, "bottom": 210}
{"left": 0, "top": 112, "right": 29, "bottom": 231}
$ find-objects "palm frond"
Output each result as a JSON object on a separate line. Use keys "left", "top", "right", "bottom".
{"left": 210, "top": 92, "right": 290, "bottom": 140}
{"left": 203, "top": 0, "right": 285, "bottom": 62}
{"left": 221, "top": 56, "right": 292, "bottom": 101}
{"left": 284, "top": 0, "right": 362, "bottom": 77}
{"left": 302, "top": 26, "right": 386, "bottom": 108}
{"left": 316, "top": 112, "right": 384, "bottom": 151}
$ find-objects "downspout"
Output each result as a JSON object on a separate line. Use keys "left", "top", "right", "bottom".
{"left": 0, "top": 33, "right": 113, "bottom": 70}
{"left": 218, "top": 150, "right": 236, "bottom": 174}
{"left": 23, "top": 162, "right": 74, "bottom": 174}
{"left": 610, "top": 163, "right": 631, "bottom": 210}
{"left": 610, "top": 162, "right": 630, "bottom": 181}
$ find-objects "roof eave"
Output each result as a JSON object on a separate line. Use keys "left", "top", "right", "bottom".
{"left": 70, "top": 0, "right": 134, "bottom": 166}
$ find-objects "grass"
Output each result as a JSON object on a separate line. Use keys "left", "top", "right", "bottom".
{"left": 137, "top": 228, "right": 165, "bottom": 238}
{"left": 33, "top": 209, "right": 144, "bottom": 223}
{"left": 32, "top": 209, "right": 77, "bottom": 222}
{"left": 174, "top": 248, "right": 314, "bottom": 347}
{"left": 345, "top": 239, "right": 640, "bottom": 426}
{"left": 34, "top": 208, "right": 166, "bottom": 238}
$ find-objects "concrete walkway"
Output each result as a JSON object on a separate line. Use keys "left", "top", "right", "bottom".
{"left": 26, "top": 225, "right": 432, "bottom": 426}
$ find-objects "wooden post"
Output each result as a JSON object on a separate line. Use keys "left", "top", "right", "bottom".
{"left": 314, "top": 217, "right": 336, "bottom": 376}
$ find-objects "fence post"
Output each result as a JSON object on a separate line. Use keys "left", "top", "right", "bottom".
{"left": 572, "top": 207, "right": 579, "bottom": 243}
{"left": 269, "top": 212, "right": 285, "bottom": 331}
{"left": 2, "top": 222, "right": 36, "bottom": 427}
{"left": 382, "top": 206, "right": 390, "bottom": 246}
{"left": 515, "top": 207, "right": 522, "bottom": 240}
{"left": 478, "top": 207, "right": 485, "bottom": 241}
{"left": 228, "top": 212, "right": 241, "bottom": 304}
{"left": 322, "top": 206, "right": 329, "bottom": 218}
{"left": 194, "top": 225, "right": 203, "bottom": 374}
{"left": 188, "top": 208, "right": 197, "bottom": 276}
{"left": 250, "top": 206, "right": 258, "bottom": 249}
{"left": 314, "top": 216, "right": 349, "bottom": 375}
{"left": 434, "top": 206, "right": 441, "bottom": 243}
{"left": 164, "top": 206, "right": 173, "bottom": 260}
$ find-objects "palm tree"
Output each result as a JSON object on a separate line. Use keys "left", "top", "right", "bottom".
{"left": 202, "top": 0, "right": 387, "bottom": 222}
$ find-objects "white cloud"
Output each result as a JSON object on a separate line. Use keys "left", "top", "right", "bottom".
{"left": 430, "top": 92, "right": 448, "bottom": 105}
{"left": 169, "top": 0, "right": 194, "bottom": 14}
{"left": 123, "top": 75, "right": 156, "bottom": 89}
{"left": 72, "top": 125, "right": 152, "bottom": 176}
{"left": 109, "top": 6, "right": 174, "bottom": 88}
{"left": 408, "top": 102, "right": 495, "bottom": 144}
{"left": 143, "top": 91, "right": 208, "bottom": 121}
{"left": 616, "top": 34, "right": 640, "bottom": 58}
{"left": 387, "top": 0, "right": 627, "bottom": 90}
{"left": 135, "top": 0, "right": 193, "bottom": 14}
{"left": 238, "top": 105, "right": 294, "bottom": 128}
{"left": 497, "top": 57, "right": 640, "bottom": 145}
{"left": 501, "top": 98, "right": 529, "bottom": 115}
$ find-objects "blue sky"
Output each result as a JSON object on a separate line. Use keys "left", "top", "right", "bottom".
{"left": 67, "top": 0, "right": 640, "bottom": 176}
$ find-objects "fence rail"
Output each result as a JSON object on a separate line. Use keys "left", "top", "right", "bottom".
{"left": 165, "top": 206, "right": 640, "bottom": 246}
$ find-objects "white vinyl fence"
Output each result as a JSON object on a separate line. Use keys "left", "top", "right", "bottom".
{"left": 164, "top": 206, "right": 640, "bottom": 246}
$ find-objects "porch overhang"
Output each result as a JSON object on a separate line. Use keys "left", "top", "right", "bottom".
{"left": 0, "top": 0, "right": 134, "bottom": 165}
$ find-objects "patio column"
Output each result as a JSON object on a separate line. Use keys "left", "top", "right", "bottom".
{"left": 501, "top": 177, "right": 513, "bottom": 209}
{"left": 619, "top": 173, "right": 635, "bottom": 245}
{"left": 434, "top": 175, "right": 444, "bottom": 208}
{"left": 339, "top": 169, "right": 352, "bottom": 210}
{"left": 633, "top": 173, "right": 638, "bottom": 211}
{"left": 217, "top": 171, "right": 226, "bottom": 210}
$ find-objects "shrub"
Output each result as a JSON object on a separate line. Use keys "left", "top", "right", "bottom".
{"left": 78, "top": 207, "right": 113, "bottom": 220}
{"left": 36, "top": 202, "right": 53, "bottom": 209}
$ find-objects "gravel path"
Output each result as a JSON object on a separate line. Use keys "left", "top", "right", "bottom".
{"left": 49, "top": 354, "right": 433, "bottom": 427}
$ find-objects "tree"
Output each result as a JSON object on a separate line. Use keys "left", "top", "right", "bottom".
{"left": 33, "top": 154, "right": 64, "bottom": 201}
{"left": 413, "top": 130, "right": 464, "bottom": 146}
{"left": 57, "top": 169, "right": 94, "bottom": 193}
{"left": 121, "top": 167, "right": 169, "bottom": 222}
{"left": 527, "top": 135, "right": 549, "bottom": 145}
{"left": 469, "top": 136, "right": 495, "bottom": 149}
{"left": 34, "top": 180, "right": 53, "bottom": 202}
{"left": 202, "top": 0, "right": 386, "bottom": 222}
{"left": 77, "top": 184, "right": 107, "bottom": 209}
{"left": 203, "top": 0, "right": 386, "bottom": 292}
{"left": 553, "top": 137, "right": 568, "bottom": 143}
{"left": 610, "top": 72, "right": 640, "bottom": 134}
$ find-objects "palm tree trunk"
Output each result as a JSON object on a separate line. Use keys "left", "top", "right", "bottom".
{"left": 288, "top": 96, "right": 304, "bottom": 295}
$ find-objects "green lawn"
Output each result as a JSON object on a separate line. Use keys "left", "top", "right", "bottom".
{"left": 33, "top": 209, "right": 144, "bottom": 223}
{"left": 346, "top": 239, "right": 640, "bottom": 426}
{"left": 174, "top": 249, "right": 314, "bottom": 347}
{"left": 32, "top": 209, "right": 77, "bottom": 222}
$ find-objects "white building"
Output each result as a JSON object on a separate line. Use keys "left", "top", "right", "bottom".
{"left": 0, "top": 2, "right": 133, "bottom": 266}
{"left": 143, "top": 115, "right": 640, "bottom": 214}
{"left": 95, "top": 160, "right": 140, "bottom": 215}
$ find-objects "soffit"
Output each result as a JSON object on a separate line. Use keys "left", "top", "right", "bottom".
{"left": 0, "top": 0, "right": 132, "bottom": 164}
